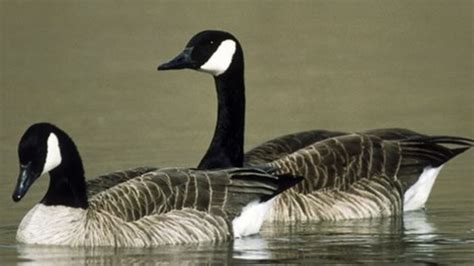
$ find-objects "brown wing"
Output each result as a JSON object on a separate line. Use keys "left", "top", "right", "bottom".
{"left": 86, "top": 167, "right": 158, "bottom": 197}
{"left": 264, "top": 134, "right": 472, "bottom": 221}
{"left": 244, "top": 130, "right": 345, "bottom": 165}
{"left": 266, "top": 133, "right": 472, "bottom": 194}
{"left": 243, "top": 128, "right": 428, "bottom": 166}
{"left": 88, "top": 167, "right": 301, "bottom": 222}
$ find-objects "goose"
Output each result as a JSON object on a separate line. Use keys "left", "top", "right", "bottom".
{"left": 157, "top": 30, "right": 473, "bottom": 222}
{"left": 11, "top": 123, "right": 302, "bottom": 246}
{"left": 157, "top": 30, "right": 429, "bottom": 168}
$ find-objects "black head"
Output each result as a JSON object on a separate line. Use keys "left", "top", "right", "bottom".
{"left": 13, "top": 123, "right": 69, "bottom": 202}
{"left": 158, "top": 30, "right": 243, "bottom": 76}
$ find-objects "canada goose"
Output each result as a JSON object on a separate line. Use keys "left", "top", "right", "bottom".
{"left": 12, "top": 123, "right": 302, "bottom": 246}
{"left": 157, "top": 30, "right": 428, "bottom": 168}
{"left": 158, "top": 30, "right": 473, "bottom": 221}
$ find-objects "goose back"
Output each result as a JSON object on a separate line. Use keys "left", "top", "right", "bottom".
{"left": 88, "top": 167, "right": 293, "bottom": 221}
{"left": 86, "top": 166, "right": 158, "bottom": 197}
{"left": 244, "top": 128, "right": 427, "bottom": 166}
{"left": 263, "top": 134, "right": 472, "bottom": 222}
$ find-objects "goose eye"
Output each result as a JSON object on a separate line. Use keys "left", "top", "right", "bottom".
{"left": 210, "top": 41, "right": 214, "bottom": 45}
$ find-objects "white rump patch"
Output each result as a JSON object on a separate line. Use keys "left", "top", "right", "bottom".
{"left": 404, "top": 166, "right": 443, "bottom": 212}
{"left": 199, "top": 39, "right": 236, "bottom": 76}
{"left": 232, "top": 199, "right": 274, "bottom": 238}
{"left": 41, "top": 133, "right": 62, "bottom": 175}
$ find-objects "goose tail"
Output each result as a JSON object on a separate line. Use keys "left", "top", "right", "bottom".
{"left": 400, "top": 135, "right": 473, "bottom": 167}
{"left": 400, "top": 135, "right": 472, "bottom": 211}
{"left": 228, "top": 167, "right": 303, "bottom": 202}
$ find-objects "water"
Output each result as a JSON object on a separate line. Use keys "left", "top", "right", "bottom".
{"left": 1, "top": 0, "right": 473, "bottom": 264}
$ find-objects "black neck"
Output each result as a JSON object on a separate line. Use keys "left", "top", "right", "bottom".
{"left": 198, "top": 70, "right": 245, "bottom": 169}
{"left": 41, "top": 137, "right": 88, "bottom": 209}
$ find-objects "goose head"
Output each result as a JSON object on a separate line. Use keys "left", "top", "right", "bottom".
{"left": 158, "top": 30, "right": 247, "bottom": 170}
{"left": 158, "top": 30, "right": 243, "bottom": 77}
{"left": 12, "top": 123, "right": 83, "bottom": 203}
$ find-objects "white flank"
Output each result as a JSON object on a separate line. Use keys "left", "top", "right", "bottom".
{"left": 41, "top": 133, "right": 62, "bottom": 175}
{"left": 16, "top": 204, "right": 86, "bottom": 245}
{"left": 199, "top": 39, "right": 236, "bottom": 76}
{"left": 404, "top": 166, "right": 443, "bottom": 212}
{"left": 232, "top": 199, "right": 274, "bottom": 238}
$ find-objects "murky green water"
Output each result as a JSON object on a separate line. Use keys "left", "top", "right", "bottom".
{"left": 1, "top": 0, "right": 473, "bottom": 264}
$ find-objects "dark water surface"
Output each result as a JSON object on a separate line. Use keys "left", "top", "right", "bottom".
{"left": 1, "top": 0, "right": 473, "bottom": 264}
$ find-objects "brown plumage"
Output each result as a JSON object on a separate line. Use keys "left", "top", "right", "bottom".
{"left": 244, "top": 128, "right": 426, "bottom": 165}
{"left": 263, "top": 134, "right": 472, "bottom": 222}
{"left": 17, "top": 167, "right": 301, "bottom": 247}
{"left": 157, "top": 30, "right": 472, "bottom": 222}
{"left": 14, "top": 123, "right": 302, "bottom": 247}
{"left": 86, "top": 167, "right": 157, "bottom": 197}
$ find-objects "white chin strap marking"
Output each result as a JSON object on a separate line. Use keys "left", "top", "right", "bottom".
{"left": 199, "top": 39, "right": 236, "bottom": 76}
{"left": 41, "top": 133, "right": 62, "bottom": 175}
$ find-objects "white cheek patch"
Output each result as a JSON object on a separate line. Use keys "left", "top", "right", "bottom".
{"left": 199, "top": 39, "right": 236, "bottom": 76}
{"left": 41, "top": 133, "right": 62, "bottom": 175}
